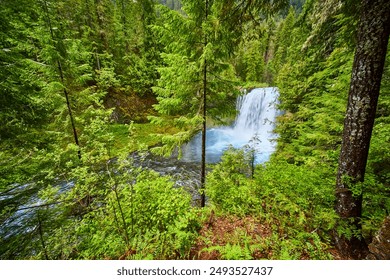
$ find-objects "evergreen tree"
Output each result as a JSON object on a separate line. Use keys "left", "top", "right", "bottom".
{"left": 0, "top": 0, "right": 50, "bottom": 142}
{"left": 150, "top": 1, "right": 239, "bottom": 206}
{"left": 235, "top": 20, "right": 268, "bottom": 83}
{"left": 271, "top": 0, "right": 390, "bottom": 258}
{"left": 269, "top": 7, "right": 296, "bottom": 80}
{"left": 39, "top": 0, "right": 82, "bottom": 159}
{"left": 125, "top": 0, "right": 161, "bottom": 96}
{"left": 335, "top": 0, "right": 390, "bottom": 259}
{"left": 273, "top": 0, "right": 356, "bottom": 164}
{"left": 0, "top": 0, "right": 119, "bottom": 258}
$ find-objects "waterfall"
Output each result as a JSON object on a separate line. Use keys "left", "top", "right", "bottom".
{"left": 181, "top": 87, "right": 279, "bottom": 164}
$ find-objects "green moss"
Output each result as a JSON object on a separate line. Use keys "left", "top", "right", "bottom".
{"left": 108, "top": 122, "right": 180, "bottom": 156}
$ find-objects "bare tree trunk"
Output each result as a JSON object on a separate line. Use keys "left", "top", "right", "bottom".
{"left": 201, "top": 59, "right": 207, "bottom": 208}
{"left": 200, "top": 0, "right": 209, "bottom": 208}
{"left": 335, "top": 0, "right": 390, "bottom": 259}
{"left": 37, "top": 212, "right": 49, "bottom": 260}
{"left": 42, "top": 0, "right": 81, "bottom": 160}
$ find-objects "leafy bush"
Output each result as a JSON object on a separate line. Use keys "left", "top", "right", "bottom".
{"left": 205, "top": 147, "right": 337, "bottom": 259}
{"left": 206, "top": 147, "right": 257, "bottom": 215}
{"left": 68, "top": 166, "right": 201, "bottom": 259}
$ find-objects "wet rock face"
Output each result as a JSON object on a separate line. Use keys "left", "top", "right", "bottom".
{"left": 367, "top": 216, "right": 390, "bottom": 260}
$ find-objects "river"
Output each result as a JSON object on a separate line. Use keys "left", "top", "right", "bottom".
{"left": 0, "top": 87, "right": 280, "bottom": 254}
{"left": 181, "top": 87, "right": 280, "bottom": 164}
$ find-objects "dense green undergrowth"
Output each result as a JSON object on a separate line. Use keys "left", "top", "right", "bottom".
{"left": 2, "top": 0, "right": 390, "bottom": 260}
{"left": 203, "top": 144, "right": 389, "bottom": 259}
{"left": 205, "top": 147, "right": 336, "bottom": 259}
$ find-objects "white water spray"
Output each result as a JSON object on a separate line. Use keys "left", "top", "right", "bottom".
{"left": 181, "top": 87, "right": 279, "bottom": 164}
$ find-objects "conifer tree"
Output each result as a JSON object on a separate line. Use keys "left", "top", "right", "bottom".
{"left": 151, "top": 1, "right": 239, "bottom": 206}
{"left": 0, "top": 0, "right": 122, "bottom": 258}
{"left": 335, "top": 0, "right": 390, "bottom": 259}
{"left": 125, "top": 0, "right": 160, "bottom": 96}
{"left": 0, "top": 1, "right": 47, "bottom": 142}
{"left": 39, "top": 0, "right": 82, "bottom": 159}
{"left": 270, "top": 0, "right": 390, "bottom": 258}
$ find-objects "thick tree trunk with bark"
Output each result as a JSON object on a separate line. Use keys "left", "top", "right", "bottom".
{"left": 335, "top": 0, "right": 390, "bottom": 259}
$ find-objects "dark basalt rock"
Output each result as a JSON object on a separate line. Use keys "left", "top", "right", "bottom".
{"left": 367, "top": 216, "right": 390, "bottom": 260}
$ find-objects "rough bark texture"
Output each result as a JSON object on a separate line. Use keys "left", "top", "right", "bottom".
{"left": 366, "top": 216, "right": 390, "bottom": 260}
{"left": 335, "top": 0, "right": 390, "bottom": 259}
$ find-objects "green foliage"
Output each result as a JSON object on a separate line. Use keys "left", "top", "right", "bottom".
{"left": 256, "top": 160, "right": 337, "bottom": 231}
{"left": 271, "top": 1, "right": 358, "bottom": 166}
{"left": 1, "top": 135, "right": 200, "bottom": 260}
{"left": 271, "top": 0, "right": 390, "bottom": 245}
{"left": 369, "top": 48, "right": 390, "bottom": 187}
{"left": 0, "top": 1, "right": 51, "bottom": 142}
{"left": 206, "top": 242, "right": 253, "bottom": 260}
{"left": 207, "top": 147, "right": 256, "bottom": 215}
{"left": 268, "top": 7, "right": 298, "bottom": 79}
{"left": 158, "top": 0, "right": 183, "bottom": 11}
{"left": 235, "top": 25, "right": 266, "bottom": 83}
{"left": 61, "top": 166, "right": 200, "bottom": 260}
{"left": 205, "top": 146, "right": 336, "bottom": 259}
{"left": 2, "top": 0, "right": 389, "bottom": 261}
{"left": 150, "top": 3, "right": 239, "bottom": 156}
{"left": 261, "top": 231, "right": 332, "bottom": 260}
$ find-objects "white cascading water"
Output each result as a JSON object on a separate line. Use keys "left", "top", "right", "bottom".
{"left": 181, "top": 87, "right": 279, "bottom": 164}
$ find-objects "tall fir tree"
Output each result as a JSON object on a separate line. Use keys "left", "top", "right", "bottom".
{"left": 150, "top": 1, "right": 239, "bottom": 206}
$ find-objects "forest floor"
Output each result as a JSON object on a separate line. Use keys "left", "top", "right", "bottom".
{"left": 189, "top": 214, "right": 346, "bottom": 260}
{"left": 190, "top": 215, "right": 273, "bottom": 259}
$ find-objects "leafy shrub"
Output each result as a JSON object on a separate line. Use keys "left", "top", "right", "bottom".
{"left": 206, "top": 147, "right": 257, "bottom": 215}
{"left": 69, "top": 165, "right": 201, "bottom": 259}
